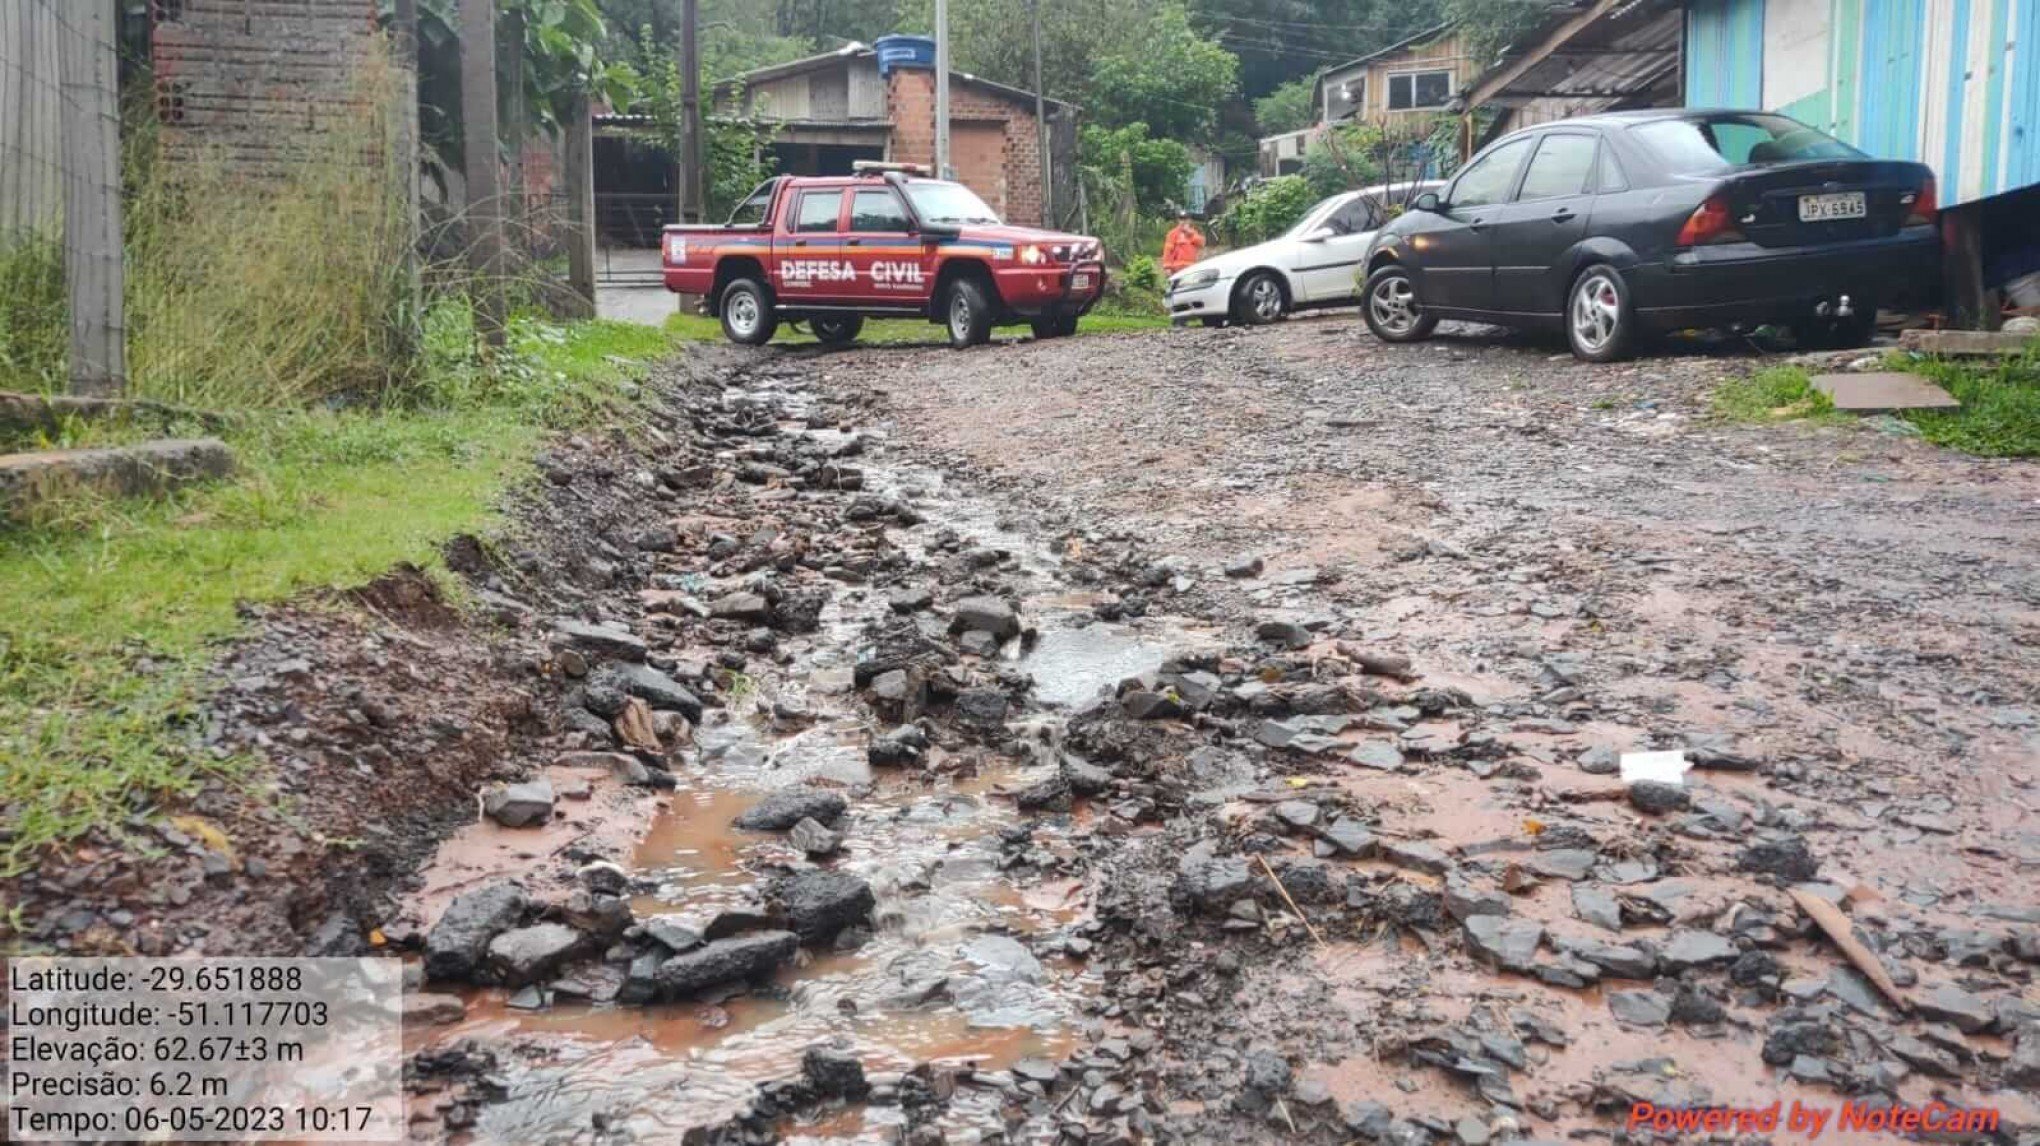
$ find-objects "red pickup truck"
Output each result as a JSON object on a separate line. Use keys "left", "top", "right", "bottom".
{"left": 662, "top": 165, "right": 1107, "bottom": 349}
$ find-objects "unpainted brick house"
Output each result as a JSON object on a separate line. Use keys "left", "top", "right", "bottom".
{"left": 147, "top": 0, "right": 563, "bottom": 217}
{"left": 717, "top": 40, "right": 1078, "bottom": 229}
{"left": 148, "top": 0, "right": 386, "bottom": 165}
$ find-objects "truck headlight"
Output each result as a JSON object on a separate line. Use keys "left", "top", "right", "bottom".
{"left": 1018, "top": 244, "right": 1048, "bottom": 265}
{"left": 1174, "top": 267, "right": 1220, "bottom": 290}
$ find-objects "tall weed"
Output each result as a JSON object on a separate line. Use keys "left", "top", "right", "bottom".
{"left": 122, "top": 47, "right": 416, "bottom": 408}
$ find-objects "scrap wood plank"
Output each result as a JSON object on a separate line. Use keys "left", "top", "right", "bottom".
{"left": 1809, "top": 372, "right": 1959, "bottom": 413}
{"left": 1788, "top": 887, "right": 1911, "bottom": 1013}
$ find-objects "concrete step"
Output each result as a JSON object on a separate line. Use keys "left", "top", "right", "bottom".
{"left": 1, "top": 438, "right": 235, "bottom": 521}
{"left": 1898, "top": 329, "right": 2039, "bottom": 357}
{"left": 0, "top": 390, "right": 229, "bottom": 440}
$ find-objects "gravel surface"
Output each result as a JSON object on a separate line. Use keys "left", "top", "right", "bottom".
{"left": 838, "top": 316, "right": 2040, "bottom": 903}
{"left": 800, "top": 315, "right": 2040, "bottom": 1141}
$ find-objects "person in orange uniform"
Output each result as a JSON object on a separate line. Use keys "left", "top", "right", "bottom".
{"left": 1161, "top": 211, "right": 1206, "bottom": 277}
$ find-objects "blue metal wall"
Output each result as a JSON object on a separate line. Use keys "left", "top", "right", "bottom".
{"left": 1859, "top": 0, "right": 1926, "bottom": 160}
{"left": 1684, "top": 0, "right": 2037, "bottom": 205}
{"left": 2005, "top": 0, "right": 2040, "bottom": 191}
{"left": 1685, "top": 0, "right": 1766, "bottom": 106}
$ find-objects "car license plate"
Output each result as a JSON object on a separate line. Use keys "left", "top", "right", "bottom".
{"left": 1071, "top": 272, "right": 1094, "bottom": 291}
{"left": 1798, "top": 191, "right": 1866, "bottom": 222}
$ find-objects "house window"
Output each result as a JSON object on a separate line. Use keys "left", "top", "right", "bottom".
{"left": 1388, "top": 69, "right": 1452, "bottom": 111}
{"left": 1336, "top": 76, "right": 1364, "bottom": 116}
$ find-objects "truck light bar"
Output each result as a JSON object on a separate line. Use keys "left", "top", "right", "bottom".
{"left": 852, "top": 161, "right": 932, "bottom": 177}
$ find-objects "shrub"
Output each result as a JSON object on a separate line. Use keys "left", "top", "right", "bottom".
{"left": 1219, "top": 176, "right": 1315, "bottom": 245}
{"left": 1080, "top": 123, "right": 1195, "bottom": 216}
{"left": 1121, "top": 255, "right": 1164, "bottom": 293}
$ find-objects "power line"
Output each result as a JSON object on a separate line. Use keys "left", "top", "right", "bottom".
{"left": 1208, "top": 11, "right": 1446, "bottom": 34}
{"left": 1213, "top": 33, "right": 1382, "bottom": 63}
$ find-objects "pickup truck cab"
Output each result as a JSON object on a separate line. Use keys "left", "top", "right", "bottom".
{"left": 663, "top": 164, "right": 1107, "bottom": 349}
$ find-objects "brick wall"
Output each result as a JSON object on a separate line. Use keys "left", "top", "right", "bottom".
{"left": 885, "top": 68, "right": 1047, "bottom": 227}
{"left": 150, "top": 0, "right": 383, "bottom": 167}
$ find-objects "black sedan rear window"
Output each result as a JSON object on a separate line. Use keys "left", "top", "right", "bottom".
{"left": 1634, "top": 114, "right": 1865, "bottom": 172}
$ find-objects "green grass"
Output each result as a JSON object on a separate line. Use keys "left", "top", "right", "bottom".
{"left": 1712, "top": 366, "right": 1841, "bottom": 422}
{"left": 662, "top": 309, "right": 1169, "bottom": 346}
{"left": 1714, "top": 347, "right": 2040, "bottom": 458}
{"left": 0, "top": 317, "right": 680, "bottom": 875}
{"left": 1901, "top": 348, "right": 2040, "bottom": 457}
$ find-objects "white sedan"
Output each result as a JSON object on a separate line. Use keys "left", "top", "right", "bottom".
{"left": 1167, "top": 182, "right": 1440, "bottom": 326}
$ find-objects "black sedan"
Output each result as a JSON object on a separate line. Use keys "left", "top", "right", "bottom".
{"left": 1360, "top": 110, "right": 1940, "bottom": 361}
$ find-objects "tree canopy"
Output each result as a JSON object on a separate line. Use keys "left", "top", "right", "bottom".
{"left": 1252, "top": 77, "right": 1315, "bottom": 136}
{"left": 596, "top": 0, "right": 1448, "bottom": 141}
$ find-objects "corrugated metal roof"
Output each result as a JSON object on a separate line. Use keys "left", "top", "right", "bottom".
{"left": 1462, "top": 0, "right": 1683, "bottom": 111}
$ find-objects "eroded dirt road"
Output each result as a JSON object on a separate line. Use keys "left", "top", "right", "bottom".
{"left": 790, "top": 317, "right": 2040, "bottom": 1142}
{"left": 41, "top": 316, "right": 2034, "bottom": 1144}
{"left": 385, "top": 318, "right": 2040, "bottom": 1143}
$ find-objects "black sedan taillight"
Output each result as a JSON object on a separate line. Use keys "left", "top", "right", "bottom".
{"left": 1676, "top": 195, "right": 1744, "bottom": 247}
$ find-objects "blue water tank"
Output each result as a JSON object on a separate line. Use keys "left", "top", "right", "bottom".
{"left": 874, "top": 34, "right": 936, "bottom": 75}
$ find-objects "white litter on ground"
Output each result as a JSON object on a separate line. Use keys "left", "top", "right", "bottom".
{"left": 1619, "top": 749, "right": 1691, "bottom": 785}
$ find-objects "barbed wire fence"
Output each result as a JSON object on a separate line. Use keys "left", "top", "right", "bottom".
{"left": 1, "top": 0, "right": 125, "bottom": 397}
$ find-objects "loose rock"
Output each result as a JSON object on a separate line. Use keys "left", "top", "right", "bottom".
{"left": 733, "top": 789, "right": 848, "bottom": 831}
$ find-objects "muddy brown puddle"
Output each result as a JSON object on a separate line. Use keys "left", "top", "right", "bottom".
{"left": 414, "top": 371, "right": 1211, "bottom": 1142}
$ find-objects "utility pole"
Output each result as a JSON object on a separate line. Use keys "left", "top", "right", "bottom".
{"left": 678, "top": 0, "right": 705, "bottom": 223}
{"left": 934, "top": 0, "right": 951, "bottom": 179}
{"left": 458, "top": 0, "right": 506, "bottom": 344}
{"left": 392, "top": 0, "right": 423, "bottom": 353}
{"left": 504, "top": 6, "right": 526, "bottom": 239}
{"left": 58, "top": 0, "right": 125, "bottom": 396}
{"left": 563, "top": 94, "right": 597, "bottom": 319}
{"left": 1031, "top": 0, "right": 1049, "bottom": 226}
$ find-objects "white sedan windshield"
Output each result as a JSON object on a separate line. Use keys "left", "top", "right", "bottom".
{"left": 904, "top": 182, "right": 1002, "bottom": 225}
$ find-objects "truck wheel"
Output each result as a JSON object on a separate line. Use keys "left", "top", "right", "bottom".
{"left": 811, "top": 315, "right": 864, "bottom": 345}
{"left": 720, "top": 278, "right": 778, "bottom": 346}
{"left": 944, "top": 278, "right": 994, "bottom": 348}
{"left": 1030, "top": 315, "right": 1078, "bottom": 340}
